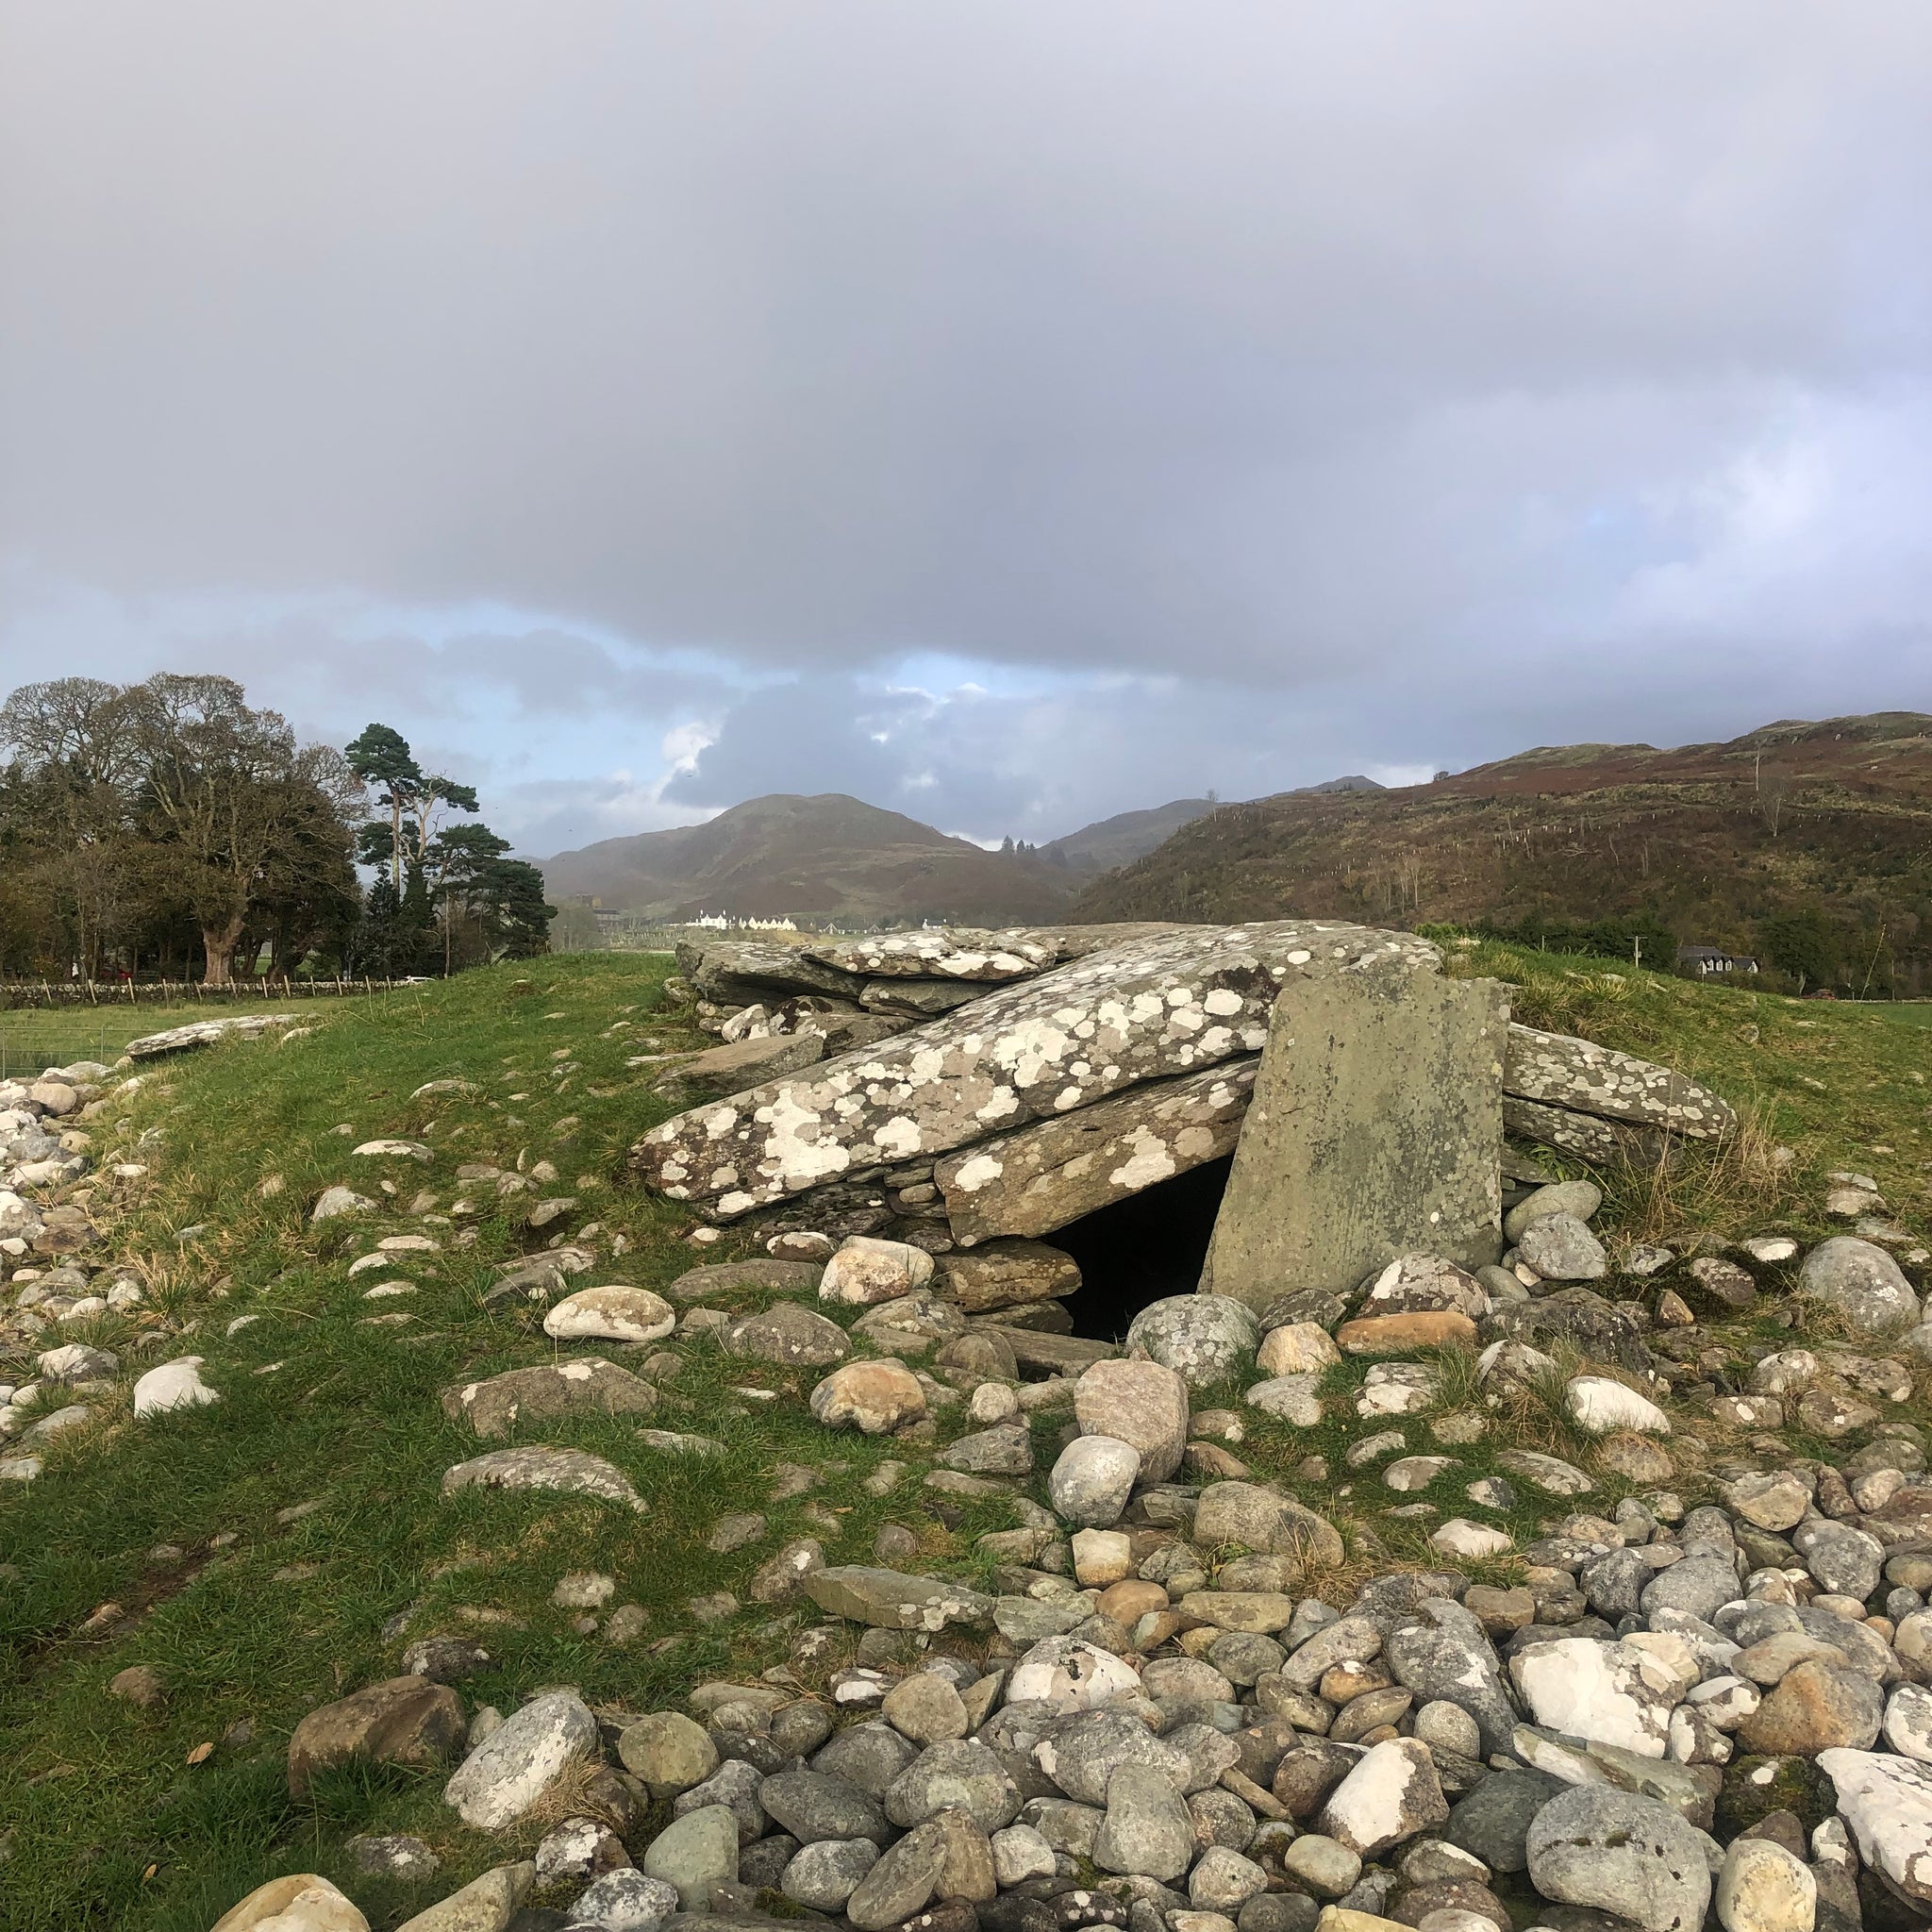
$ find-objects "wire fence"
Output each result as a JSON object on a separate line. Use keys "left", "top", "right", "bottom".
{"left": 0, "top": 976, "right": 410, "bottom": 1010}
{"left": 0, "top": 1022, "right": 116, "bottom": 1081}
{"left": 0, "top": 980, "right": 409, "bottom": 1080}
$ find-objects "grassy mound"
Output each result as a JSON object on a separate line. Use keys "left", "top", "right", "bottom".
{"left": 0, "top": 942, "right": 1924, "bottom": 1928}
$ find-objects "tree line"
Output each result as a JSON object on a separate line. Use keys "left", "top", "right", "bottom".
{"left": 0, "top": 675, "right": 551, "bottom": 984}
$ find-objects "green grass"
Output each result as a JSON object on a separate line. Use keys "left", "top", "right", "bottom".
{"left": 2, "top": 941, "right": 1929, "bottom": 1927}
{"left": 1441, "top": 936, "right": 1932, "bottom": 1232}
{"left": 1874, "top": 1003, "right": 1932, "bottom": 1029}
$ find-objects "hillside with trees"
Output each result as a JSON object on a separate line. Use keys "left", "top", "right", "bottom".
{"left": 1074, "top": 712, "right": 1932, "bottom": 996}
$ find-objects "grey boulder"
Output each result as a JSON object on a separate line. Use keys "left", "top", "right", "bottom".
{"left": 781, "top": 1837, "right": 881, "bottom": 1910}
{"left": 759, "top": 1769, "right": 891, "bottom": 1845}
{"left": 724, "top": 1302, "right": 850, "bottom": 1367}
{"left": 1048, "top": 1435, "right": 1141, "bottom": 1527}
{"left": 1797, "top": 1237, "right": 1922, "bottom": 1334}
{"left": 1382, "top": 1600, "right": 1518, "bottom": 1757}
{"left": 1640, "top": 1554, "right": 1742, "bottom": 1624}
{"left": 1092, "top": 1762, "right": 1195, "bottom": 1881}
{"left": 640, "top": 1804, "right": 740, "bottom": 1911}
{"left": 1125, "top": 1295, "right": 1260, "bottom": 1388}
{"left": 884, "top": 1738, "right": 1022, "bottom": 1831}
{"left": 1524, "top": 1786, "right": 1713, "bottom": 1932}
{"left": 1516, "top": 1213, "right": 1607, "bottom": 1282}
{"left": 845, "top": 1817, "right": 949, "bottom": 1931}
{"left": 1033, "top": 1707, "right": 1192, "bottom": 1806}
{"left": 1444, "top": 1768, "right": 1566, "bottom": 1873}
{"left": 442, "top": 1690, "right": 599, "bottom": 1829}
{"left": 567, "top": 1868, "right": 680, "bottom": 1931}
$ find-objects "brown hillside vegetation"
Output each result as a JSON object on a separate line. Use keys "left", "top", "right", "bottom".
{"left": 1075, "top": 711, "right": 1932, "bottom": 990}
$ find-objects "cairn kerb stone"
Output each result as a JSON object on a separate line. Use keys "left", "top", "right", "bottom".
{"left": 1503, "top": 1097, "right": 1661, "bottom": 1165}
{"left": 1201, "top": 972, "right": 1507, "bottom": 1306}
{"left": 652, "top": 1034, "right": 828, "bottom": 1101}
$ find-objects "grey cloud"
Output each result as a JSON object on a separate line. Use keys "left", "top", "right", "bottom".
{"left": 3, "top": 3, "right": 1930, "bottom": 836}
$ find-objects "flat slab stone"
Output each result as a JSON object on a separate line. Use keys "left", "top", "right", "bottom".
{"left": 936, "top": 1060, "right": 1257, "bottom": 1246}
{"left": 632, "top": 922, "right": 1441, "bottom": 1220}
{"left": 1820, "top": 1747, "right": 1932, "bottom": 1905}
{"left": 1496, "top": 1449, "right": 1593, "bottom": 1496}
{"left": 1202, "top": 972, "right": 1507, "bottom": 1306}
{"left": 676, "top": 936, "right": 867, "bottom": 1004}
{"left": 971, "top": 1326, "right": 1116, "bottom": 1374}
{"left": 802, "top": 1566, "right": 995, "bottom": 1631}
{"left": 125, "top": 1013, "right": 301, "bottom": 1058}
{"left": 441, "top": 1445, "right": 645, "bottom": 1511}
{"left": 652, "top": 1034, "right": 827, "bottom": 1102}
{"left": 933, "top": 1240, "right": 1083, "bottom": 1311}
{"left": 807, "top": 928, "right": 1058, "bottom": 981}
{"left": 666, "top": 1259, "right": 824, "bottom": 1304}
{"left": 1505, "top": 1025, "right": 1734, "bottom": 1141}
{"left": 1337, "top": 1312, "right": 1479, "bottom": 1356}
{"left": 440, "top": 1359, "right": 658, "bottom": 1439}
{"left": 1504, "top": 1097, "right": 1658, "bottom": 1164}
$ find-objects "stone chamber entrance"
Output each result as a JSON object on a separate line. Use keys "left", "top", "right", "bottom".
{"left": 1045, "top": 1155, "right": 1234, "bottom": 1343}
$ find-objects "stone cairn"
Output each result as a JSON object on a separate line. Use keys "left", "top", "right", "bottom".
{"left": 14, "top": 924, "right": 1932, "bottom": 1932}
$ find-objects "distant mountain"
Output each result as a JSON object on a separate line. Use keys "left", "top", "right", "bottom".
{"left": 1072, "top": 713, "right": 1932, "bottom": 991}
{"left": 538, "top": 775, "right": 1398, "bottom": 928}
{"left": 537, "top": 792, "right": 1079, "bottom": 927}
{"left": 1038, "top": 780, "right": 1383, "bottom": 878}
{"left": 1040, "top": 799, "right": 1219, "bottom": 875}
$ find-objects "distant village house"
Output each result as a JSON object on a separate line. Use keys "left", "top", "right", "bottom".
{"left": 1677, "top": 944, "right": 1759, "bottom": 977}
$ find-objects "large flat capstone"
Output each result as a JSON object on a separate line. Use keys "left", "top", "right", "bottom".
{"left": 935, "top": 1060, "right": 1256, "bottom": 1245}
{"left": 631, "top": 922, "right": 1441, "bottom": 1221}
{"left": 1201, "top": 971, "right": 1507, "bottom": 1306}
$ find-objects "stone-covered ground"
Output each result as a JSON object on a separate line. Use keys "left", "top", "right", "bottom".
{"left": 5, "top": 949, "right": 1932, "bottom": 1932}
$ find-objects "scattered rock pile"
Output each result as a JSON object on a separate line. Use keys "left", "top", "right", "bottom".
{"left": 264, "top": 1196, "right": 1932, "bottom": 1932}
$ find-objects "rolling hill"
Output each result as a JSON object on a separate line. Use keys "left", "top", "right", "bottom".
{"left": 537, "top": 790, "right": 1235, "bottom": 927}
{"left": 1074, "top": 712, "right": 1932, "bottom": 993}
{"left": 536, "top": 792, "right": 1074, "bottom": 926}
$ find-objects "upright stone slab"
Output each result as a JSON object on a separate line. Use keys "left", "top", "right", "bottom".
{"left": 1201, "top": 972, "right": 1507, "bottom": 1307}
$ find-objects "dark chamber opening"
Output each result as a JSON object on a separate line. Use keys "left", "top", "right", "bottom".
{"left": 1050, "top": 1155, "right": 1234, "bottom": 1343}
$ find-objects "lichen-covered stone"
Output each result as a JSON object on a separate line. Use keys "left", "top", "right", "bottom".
{"left": 1202, "top": 973, "right": 1507, "bottom": 1305}
{"left": 808, "top": 929, "right": 1059, "bottom": 981}
{"left": 934, "top": 1240, "right": 1084, "bottom": 1312}
{"left": 439, "top": 1445, "right": 644, "bottom": 1511}
{"left": 439, "top": 1359, "right": 658, "bottom": 1439}
{"left": 802, "top": 1567, "right": 995, "bottom": 1631}
{"left": 1504, "top": 1025, "right": 1735, "bottom": 1140}
{"left": 633, "top": 922, "right": 1440, "bottom": 1220}
{"left": 936, "top": 1060, "right": 1257, "bottom": 1245}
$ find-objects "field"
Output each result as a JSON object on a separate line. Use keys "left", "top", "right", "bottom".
{"left": 0, "top": 941, "right": 1928, "bottom": 1927}
{"left": 0, "top": 1004, "right": 308, "bottom": 1081}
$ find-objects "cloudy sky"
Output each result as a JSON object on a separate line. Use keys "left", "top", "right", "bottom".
{"left": 4, "top": 4, "right": 1931, "bottom": 857}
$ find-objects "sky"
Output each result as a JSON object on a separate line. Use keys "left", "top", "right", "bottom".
{"left": 4, "top": 3, "right": 1931, "bottom": 858}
